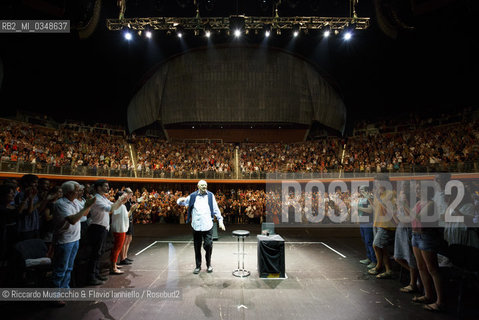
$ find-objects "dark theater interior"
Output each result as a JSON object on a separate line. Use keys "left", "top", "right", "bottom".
{"left": 0, "top": 1, "right": 478, "bottom": 319}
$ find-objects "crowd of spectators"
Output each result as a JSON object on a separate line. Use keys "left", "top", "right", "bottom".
{"left": 0, "top": 175, "right": 139, "bottom": 294}
{"left": 343, "top": 121, "right": 479, "bottom": 173}
{"left": 116, "top": 187, "right": 267, "bottom": 225}
{"left": 104, "top": 186, "right": 362, "bottom": 226}
{"left": 239, "top": 139, "right": 343, "bottom": 173}
{"left": 1, "top": 111, "right": 479, "bottom": 176}
{"left": 0, "top": 119, "right": 131, "bottom": 170}
{"left": 132, "top": 137, "right": 233, "bottom": 174}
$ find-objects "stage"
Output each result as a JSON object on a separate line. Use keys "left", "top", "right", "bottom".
{"left": 4, "top": 225, "right": 476, "bottom": 320}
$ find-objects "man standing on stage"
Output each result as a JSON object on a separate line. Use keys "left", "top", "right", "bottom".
{"left": 177, "top": 180, "right": 225, "bottom": 274}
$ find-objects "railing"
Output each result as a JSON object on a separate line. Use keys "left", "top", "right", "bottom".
{"left": 0, "top": 159, "right": 477, "bottom": 179}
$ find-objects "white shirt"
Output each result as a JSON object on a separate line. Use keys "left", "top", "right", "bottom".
{"left": 177, "top": 192, "right": 223, "bottom": 231}
{"left": 89, "top": 193, "right": 112, "bottom": 230}
{"left": 432, "top": 191, "right": 447, "bottom": 217}
{"left": 53, "top": 197, "right": 83, "bottom": 244}
{"left": 111, "top": 204, "right": 129, "bottom": 233}
{"left": 432, "top": 191, "right": 447, "bottom": 227}
{"left": 78, "top": 198, "right": 87, "bottom": 222}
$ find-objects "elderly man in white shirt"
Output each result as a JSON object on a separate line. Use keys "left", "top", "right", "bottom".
{"left": 177, "top": 180, "right": 225, "bottom": 274}
{"left": 86, "top": 179, "right": 127, "bottom": 285}
{"left": 51, "top": 181, "right": 96, "bottom": 305}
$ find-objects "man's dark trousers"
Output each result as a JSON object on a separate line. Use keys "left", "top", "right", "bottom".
{"left": 193, "top": 227, "right": 213, "bottom": 268}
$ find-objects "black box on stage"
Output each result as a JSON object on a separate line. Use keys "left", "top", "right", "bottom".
{"left": 261, "top": 222, "right": 275, "bottom": 235}
{"left": 257, "top": 234, "right": 285, "bottom": 278}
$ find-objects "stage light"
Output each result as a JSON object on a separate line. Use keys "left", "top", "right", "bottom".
{"left": 323, "top": 26, "right": 331, "bottom": 38}
{"left": 176, "top": 26, "right": 184, "bottom": 38}
{"left": 343, "top": 23, "right": 354, "bottom": 41}
{"left": 204, "top": 23, "right": 212, "bottom": 39}
{"left": 263, "top": 24, "right": 272, "bottom": 38}
{"left": 107, "top": 16, "right": 372, "bottom": 37}
{"left": 230, "top": 16, "right": 245, "bottom": 38}
{"left": 145, "top": 31, "right": 152, "bottom": 38}
{"left": 292, "top": 24, "right": 300, "bottom": 38}
{"left": 124, "top": 31, "right": 132, "bottom": 40}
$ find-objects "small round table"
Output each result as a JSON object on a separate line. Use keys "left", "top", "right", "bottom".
{"left": 232, "top": 230, "right": 250, "bottom": 277}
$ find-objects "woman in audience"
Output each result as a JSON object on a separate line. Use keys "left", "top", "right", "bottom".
{"left": 411, "top": 182, "right": 445, "bottom": 312}
{"left": 111, "top": 189, "right": 138, "bottom": 274}
{"left": 393, "top": 181, "right": 419, "bottom": 293}
{"left": 368, "top": 177, "right": 397, "bottom": 279}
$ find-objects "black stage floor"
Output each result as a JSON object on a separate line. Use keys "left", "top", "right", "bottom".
{"left": 3, "top": 224, "right": 478, "bottom": 320}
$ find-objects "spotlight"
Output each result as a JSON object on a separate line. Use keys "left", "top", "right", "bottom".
{"left": 124, "top": 31, "right": 132, "bottom": 40}
{"left": 263, "top": 24, "right": 271, "bottom": 38}
{"left": 292, "top": 24, "right": 300, "bottom": 38}
{"left": 145, "top": 30, "right": 152, "bottom": 38}
{"left": 204, "top": 24, "right": 212, "bottom": 38}
{"left": 343, "top": 23, "right": 354, "bottom": 41}
{"left": 176, "top": 26, "right": 184, "bottom": 38}
{"left": 323, "top": 26, "right": 331, "bottom": 38}
{"left": 230, "top": 15, "right": 245, "bottom": 38}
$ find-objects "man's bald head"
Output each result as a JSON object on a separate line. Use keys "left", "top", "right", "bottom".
{"left": 197, "top": 180, "right": 208, "bottom": 194}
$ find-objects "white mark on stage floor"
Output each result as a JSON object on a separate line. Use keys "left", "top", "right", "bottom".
{"left": 384, "top": 297, "right": 394, "bottom": 306}
{"left": 319, "top": 242, "right": 347, "bottom": 258}
{"left": 135, "top": 241, "right": 158, "bottom": 255}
